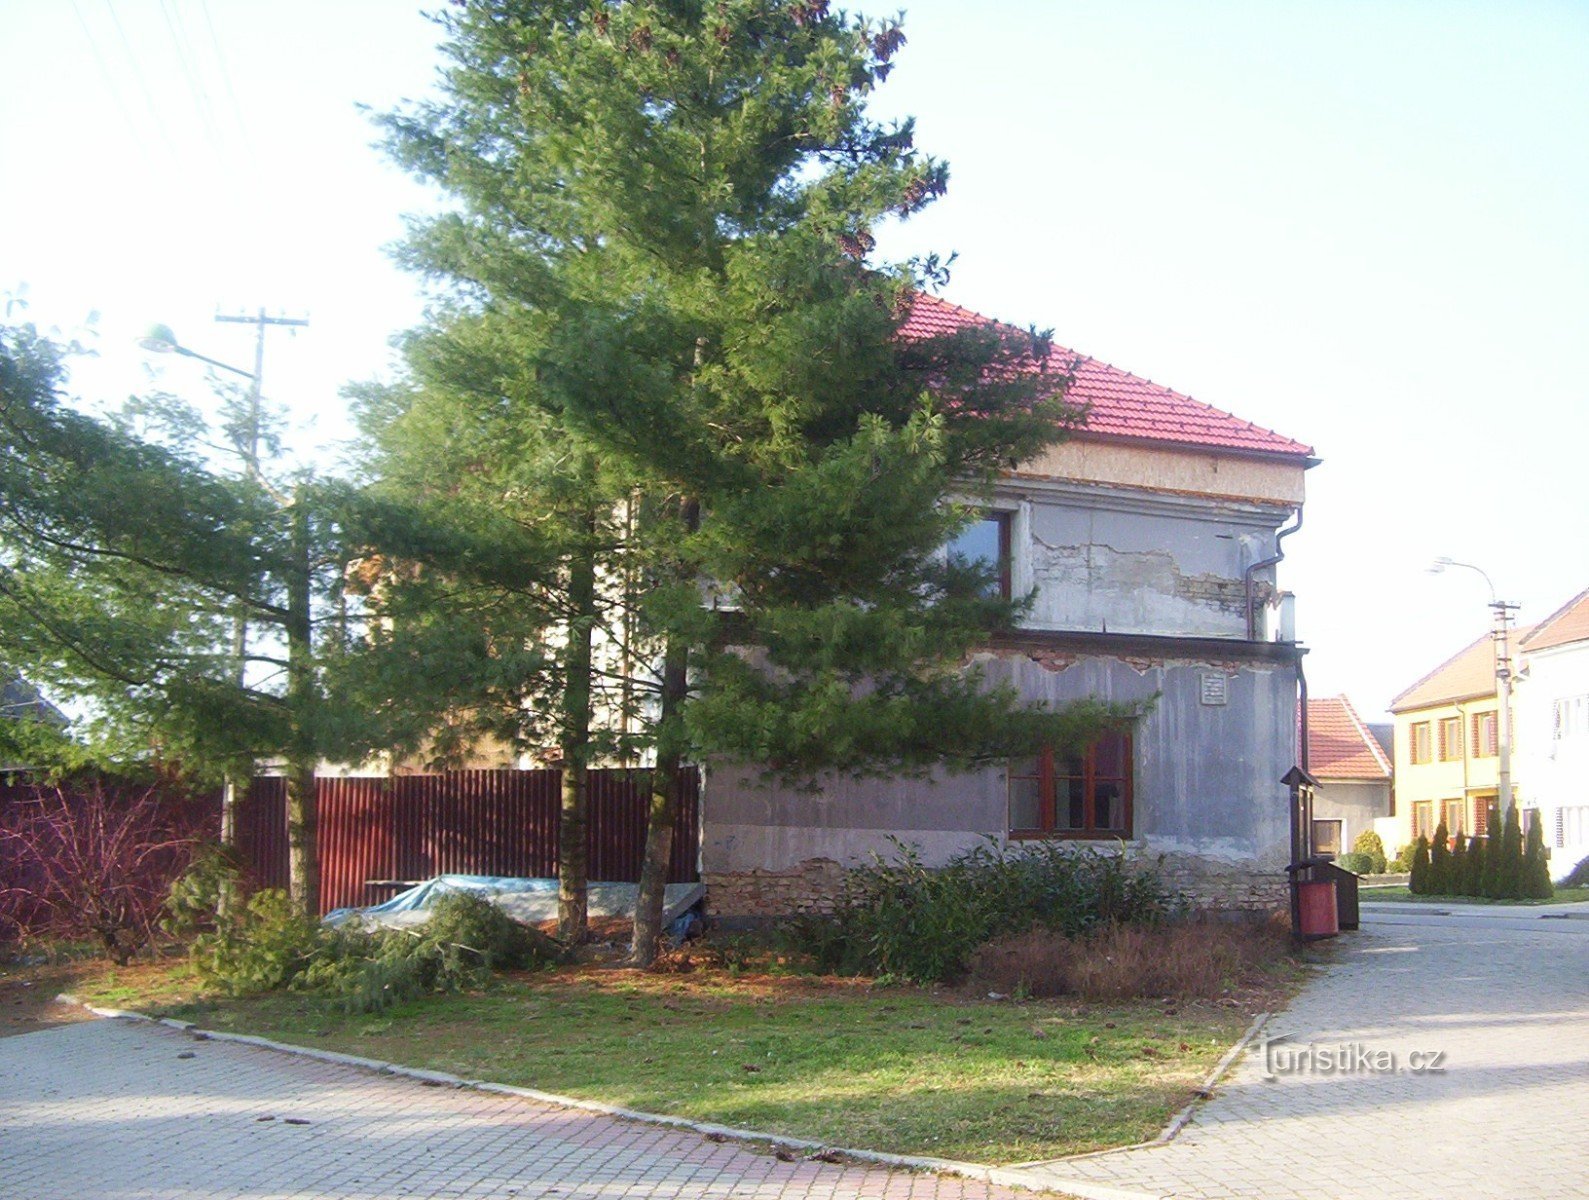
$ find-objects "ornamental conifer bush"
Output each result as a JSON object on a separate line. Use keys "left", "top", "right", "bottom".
{"left": 1497, "top": 805, "right": 1525, "bottom": 899}
{"left": 1462, "top": 833, "right": 1486, "bottom": 897}
{"left": 1428, "top": 820, "right": 1451, "bottom": 895}
{"left": 1409, "top": 836, "right": 1432, "bottom": 895}
{"left": 1447, "top": 832, "right": 1468, "bottom": 896}
{"left": 1522, "top": 815, "right": 1554, "bottom": 900}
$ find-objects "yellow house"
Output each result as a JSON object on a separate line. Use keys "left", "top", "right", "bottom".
{"left": 1379, "top": 629, "right": 1529, "bottom": 857}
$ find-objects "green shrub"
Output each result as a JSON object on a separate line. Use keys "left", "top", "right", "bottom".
{"left": 192, "top": 888, "right": 324, "bottom": 995}
{"left": 796, "top": 838, "right": 1177, "bottom": 984}
{"left": 1335, "top": 852, "right": 1373, "bottom": 875}
{"left": 1495, "top": 805, "right": 1525, "bottom": 899}
{"left": 1428, "top": 821, "right": 1451, "bottom": 894}
{"left": 1522, "top": 817, "right": 1554, "bottom": 900}
{"left": 164, "top": 844, "right": 243, "bottom": 938}
{"left": 1448, "top": 833, "right": 1468, "bottom": 895}
{"left": 1409, "top": 836, "right": 1431, "bottom": 894}
{"left": 1462, "top": 834, "right": 1485, "bottom": 896}
{"left": 424, "top": 889, "right": 556, "bottom": 972}
{"left": 191, "top": 887, "right": 558, "bottom": 1011}
{"left": 1389, "top": 844, "right": 1414, "bottom": 873}
{"left": 1351, "top": 830, "right": 1388, "bottom": 874}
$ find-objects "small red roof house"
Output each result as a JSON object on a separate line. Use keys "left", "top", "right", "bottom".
{"left": 1304, "top": 695, "right": 1392, "bottom": 861}
{"left": 702, "top": 293, "right": 1318, "bottom": 920}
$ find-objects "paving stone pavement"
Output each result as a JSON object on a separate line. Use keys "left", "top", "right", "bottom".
{"left": 1024, "top": 916, "right": 1589, "bottom": 1200}
{"left": 0, "top": 1017, "right": 1039, "bottom": 1200}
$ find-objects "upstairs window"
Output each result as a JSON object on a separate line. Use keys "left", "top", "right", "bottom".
{"left": 1010, "top": 732, "right": 1134, "bottom": 839}
{"left": 1438, "top": 716, "right": 1463, "bottom": 761}
{"left": 1409, "top": 722, "right": 1432, "bottom": 764}
{"left": 1471, "top": 711, "right": 1498, "bottom": 758}
{"left": 947, "top": 511, "right": 1012, "bottom": 599}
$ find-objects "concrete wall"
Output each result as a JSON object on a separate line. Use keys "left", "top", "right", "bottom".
{"left": 702, "top": 644, "right": 1299, "bottom": 916}
{"left": 998, "top": 479, "right": 1294, "bottom": 640}
{"left": 1312, "top": 779, "right": 1391, "bottom": 858}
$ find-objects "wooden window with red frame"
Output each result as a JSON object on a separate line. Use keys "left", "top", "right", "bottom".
{"left": 1009, "top": 732, "right": 1133, "bottom": 839}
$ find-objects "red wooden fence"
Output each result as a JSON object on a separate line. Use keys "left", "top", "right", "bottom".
{"left": 236, "top": 768, "right": 700, "bottom": 914}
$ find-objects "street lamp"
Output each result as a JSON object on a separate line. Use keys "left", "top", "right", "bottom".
{"left": 1428, "top": 557, "right": 1518, "bottom": 838}
{"left": 138, "top": 324, "right": 257, "bottom": 381}
{"left": 137, "top": 309, "right": 318, "bottom": 911}
{"left": 137, "top": 320, "right": 277, "bottom": 863}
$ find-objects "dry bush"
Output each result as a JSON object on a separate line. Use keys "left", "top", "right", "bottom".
{"left": 967, "top": 917, "right": 1289, "bottom": 1002}
{"left": 0, "top": 782, "right": 208, "bottom": 963}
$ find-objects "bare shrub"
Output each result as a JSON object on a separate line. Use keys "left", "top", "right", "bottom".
{"left": 968, "top": 917, "right": 1289, "bottom": 1002}
{"left": 0, "top": 782, "right": 208, "bottom": 963}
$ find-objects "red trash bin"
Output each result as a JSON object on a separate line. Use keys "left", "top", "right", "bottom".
{"left": 1297, "top": 880, "right": 1340, "bottom": 937}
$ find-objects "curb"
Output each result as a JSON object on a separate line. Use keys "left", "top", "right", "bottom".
{"left": 1003, "top": 1009, "right": 1270, "bottom": 1197}
{"left": 54, "top": 993, "right": 1095, "bottom": 1197}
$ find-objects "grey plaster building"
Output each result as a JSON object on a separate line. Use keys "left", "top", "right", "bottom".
{"left": 702, "top": 293, "right": 1316, "bottom": 917}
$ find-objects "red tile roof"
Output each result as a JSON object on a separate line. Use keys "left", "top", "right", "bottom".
{"left": 1520, "top": 588, "right": 1589, "bottom": 653}
{"left": 901, "top": 292, "right": 1315, "bottom": 460}
{"left": 1306, "top": 695, "right": 1392, "bottom": 780}
{"left": 1389, "top": 625, "right": 1537, "bottom": 713}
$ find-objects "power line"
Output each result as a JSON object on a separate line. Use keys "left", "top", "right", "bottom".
{"left": 98, "top": 0, "right": 180, "bottom": 162}
{"left": 157, "top": 0, "right": 229, "bottom": 169}
{"left": 68, "top": 0, "right": 153, "bottom": 159}
{"left": 196, "top": 0, "right": 257, "bottom": 161}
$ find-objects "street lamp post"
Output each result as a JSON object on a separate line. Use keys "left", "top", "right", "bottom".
{"left": 1429, "top": 557, "right": 1518, "bottom": 837}
{"left": 139, "top": 312, "right": 308, "bottom": 859}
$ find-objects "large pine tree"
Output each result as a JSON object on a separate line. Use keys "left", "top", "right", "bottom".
{"left": 373, "top": 0, "right": 1122, "bottom": 963}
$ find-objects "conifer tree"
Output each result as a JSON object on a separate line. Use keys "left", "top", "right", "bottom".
{"left": 1522, "top": 813, "right": 1554, "bottom": 901}
{"left": 1462, "top": 828, "right": 1485, "bottom": 897}
{"left": 1448, "top": 831, "right": 1467, "bottom": 897}
{"left": 1428, "top": 820, "right": 1451, "bottom": 896}
{"left": 1498, "top": 803, "right": 1525, "bottom": 900}
{"left": 373, "top": 0, "right": 1120, "bottom": 963}
{"left": 1409, "top": 835, "right": 1431, "bottom": 895}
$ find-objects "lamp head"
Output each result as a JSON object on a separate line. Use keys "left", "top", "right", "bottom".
{"left": 138, "top": 323, "right": 180, "bottom": 354}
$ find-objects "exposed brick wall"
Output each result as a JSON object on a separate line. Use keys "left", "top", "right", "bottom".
{"left": 704, "top": 852, "right": 1289, "bottom": 920}
{"left": 701, "top": 858, "right": 848, "bottom": 919}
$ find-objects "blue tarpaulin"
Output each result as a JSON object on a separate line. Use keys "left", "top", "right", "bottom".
{"left": 325, "top": 875, "right": 706, "bottom": 942}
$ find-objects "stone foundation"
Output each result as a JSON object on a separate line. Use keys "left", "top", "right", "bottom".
{"left": 701, "top": 858, "right": 848, "bottom": 919}
{"left": 703, "top": 853, "right": 1289, "bottom": 920}
{"left": 1156, "top": 858, "right": 1289, "bottom": 913}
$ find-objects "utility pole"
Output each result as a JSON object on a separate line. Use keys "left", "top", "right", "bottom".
{"left": 1492, "top": 599, "right": 1519, "bottom": 837}
{"left": 210, "top": 309, "right": 308, "bottom": 850}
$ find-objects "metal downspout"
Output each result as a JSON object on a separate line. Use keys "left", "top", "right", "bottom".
{"left": 1246, "top": 507, "right": 1305, "bottom": 641}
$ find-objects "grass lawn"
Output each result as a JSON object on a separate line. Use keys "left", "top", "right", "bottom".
{"left": 13, "top": 949, "right": 1298, "bottom": 1165}
{"left": 1359, "top": 885, "right": 1589, "bottom": 905}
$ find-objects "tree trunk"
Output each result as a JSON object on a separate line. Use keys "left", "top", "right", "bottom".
{"left": 284, "top": 491, "right": 318, "bottom": 916}
{"left": 558, "top": 517, "right": 598, "bottom": 943}
{"left": 629, "top": 633, "right": 689, "bottom": 966}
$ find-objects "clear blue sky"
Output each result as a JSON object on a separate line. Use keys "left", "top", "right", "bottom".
{"left": 2, "top": 1, "right": 1585, "bottom": 719}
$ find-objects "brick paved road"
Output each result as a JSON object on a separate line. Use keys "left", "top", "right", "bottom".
{"left": 0, "top": 1018, "right": 1039, "bottom": 1200}
{"left": 1025, "top": 914, "right": 1589, "bottom": 1200}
